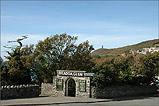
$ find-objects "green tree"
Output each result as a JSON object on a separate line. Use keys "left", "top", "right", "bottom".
{"left": 2, "top": 36, "right": 33, "bottom": 85}
{"left": 91, "top": 58, "right": 120, "bottom": 88}
{"left": 32, "top": 33, "right": 94, "bottom": 83}
{"left": 115, "top": 55, "right": 134, "bottom": 85}
{"left": 0, "top": 56, "right": 3, "bottom": 66}
{"left": 136, "top": 52, "right": 159, "bottom": 84}
{"left": 1, "top": 62, "right": 10, "bottom": 85}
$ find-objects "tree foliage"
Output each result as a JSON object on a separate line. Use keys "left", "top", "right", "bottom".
{"left": 1, "top": 36, "right": 33, "bottom": 85}
{"left": 32, "top": 33, "right": 94, "bottom": 83}
{"left": 91, "top": 53, "right": 159, "bottom": 88}
{"left": 1, "top": 34, "right": 94, "bottom": 85}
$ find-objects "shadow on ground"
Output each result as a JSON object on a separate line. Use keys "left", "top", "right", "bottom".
{"left": 111, "top": 93, "right": 159, "bottom": 101}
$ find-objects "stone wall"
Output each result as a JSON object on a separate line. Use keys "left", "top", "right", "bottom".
{"left": 1, "top": 84, "right": 40, "bottom": 99}
{"left": 41, "top": 83, "right": 55, "bottom": 96}
{"left": 91, "top": 85, "right": 157, "bottom": 98}
{"left": 41, "top": 76, "right": 91, "bottom": 98}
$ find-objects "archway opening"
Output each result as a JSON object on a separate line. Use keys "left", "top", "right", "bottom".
{"left": 66, "top": 78, "right": 76, "bottom": 97}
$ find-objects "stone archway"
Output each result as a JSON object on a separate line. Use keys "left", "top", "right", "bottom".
{"left": 51, "top": 70, "right": 94, "bottom": 98}
{"left": 65, "top": 78, "right": 76, "bottom": 97}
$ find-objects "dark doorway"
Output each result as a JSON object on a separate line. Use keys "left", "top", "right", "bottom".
{"left": 67, "top": 78, "right": 76, "bottom": 97}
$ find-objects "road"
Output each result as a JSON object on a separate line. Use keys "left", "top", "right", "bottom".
{"left": 39, "top": 97, "right": 159, "bottom": 106}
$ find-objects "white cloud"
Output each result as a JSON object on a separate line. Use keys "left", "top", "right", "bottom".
{"left": 53, "top": 20, "right": 156, "bottom": 34}
{"left": 73, "top": 33, "right": 157, "bottom": 49}
{"left": 1, "top": 34, "right": 48, "bottom": 60}
{"left": 1, "top": 16, "right": 12, "bottom": 19}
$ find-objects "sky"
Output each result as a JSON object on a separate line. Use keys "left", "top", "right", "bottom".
{"left": 1, "top": 1, "right": 158, "bottom": 60}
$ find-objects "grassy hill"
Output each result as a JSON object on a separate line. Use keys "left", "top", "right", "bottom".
{"left": 92, "top": 39, "right": 159, "bottom": 58}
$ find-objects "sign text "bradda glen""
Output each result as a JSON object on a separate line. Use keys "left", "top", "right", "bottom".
{"left": 58, "top": 71, "right": 94, "bottom": 77}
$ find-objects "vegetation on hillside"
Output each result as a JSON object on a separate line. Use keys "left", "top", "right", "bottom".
{"left": 92, "top": 39, "right": 159, "bottom": 58}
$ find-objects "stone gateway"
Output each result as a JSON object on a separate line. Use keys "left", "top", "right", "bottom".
{"left": 41, "top": 70, "right": 94, "bottom": 98}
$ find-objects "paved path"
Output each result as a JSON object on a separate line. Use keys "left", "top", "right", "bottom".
{"left": 0, "top": 96, "right": 112, "bottom": 106}
{"left": 41, "top": 97, "right": 159, "bottom": 106}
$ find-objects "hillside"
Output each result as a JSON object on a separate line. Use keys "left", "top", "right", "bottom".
{"left": 92, "top": 39, "right": 159, "bottom": 58}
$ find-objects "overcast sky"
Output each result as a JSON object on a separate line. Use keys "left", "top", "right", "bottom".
{"left": 1, "top": 1, "right": 158, "bottom": 60}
